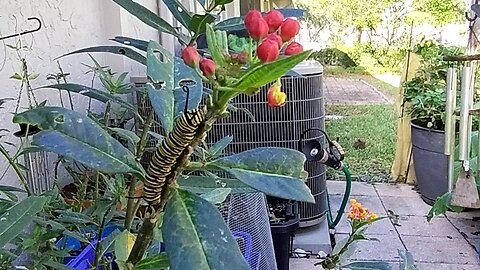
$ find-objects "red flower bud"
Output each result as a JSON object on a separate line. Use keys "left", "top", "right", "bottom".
{"left": 182, "top": 46, "right": 200, "bottom": 67}
{"left": 264, "top": 10, "right": 284, "bottom": 33}
{"left": 284, "top": 42, "right": 304, "bottom": 56}
{"left": 244, "top": 10, "right": 262, "bottom": 29}
{"left": 280, "top": 18, "right": 300, "bottom": 42}
{"left": 256, "top": 39, "right": 280, "bottom": 63}
{"left": 266, "top": 33, "right": 282, "bottom": 49}
{"left": 246, "top": 17, "right": 269, "bottom": 41}
{"left": 199, "top": 58, "right": 216, "bottom": 77}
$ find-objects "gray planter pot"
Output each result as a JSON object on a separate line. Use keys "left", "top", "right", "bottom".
{"left": 411, "top": 122, "right": 448, "bottom": 205}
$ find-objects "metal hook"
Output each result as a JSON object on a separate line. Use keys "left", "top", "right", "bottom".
{"left": 0, "top": 17, "right": 42, "bottom": 41}
{"left": 182, "top": 85, "right": 190, "bottom": 114}
{"left": 466, "top": 11, "right": 477, "bottom": 22}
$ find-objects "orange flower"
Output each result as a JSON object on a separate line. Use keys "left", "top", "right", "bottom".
{"left": 347, "top": 198, "right": 377, "bottom": 222}
{"left": 267, "top": 79, "right": 286, "bottom": 107}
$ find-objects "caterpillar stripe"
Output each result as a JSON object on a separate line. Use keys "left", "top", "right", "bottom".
{"left": 143, "top": 107, "right": 207, "bottom": 205}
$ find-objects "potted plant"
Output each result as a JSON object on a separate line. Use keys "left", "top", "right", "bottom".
{"left": 403, "top": 41, "right": 463, "bottom": 205}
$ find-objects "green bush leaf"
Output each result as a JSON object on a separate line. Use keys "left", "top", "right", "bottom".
{"left": 109, "top": 127, "right": 141, "bottom": 146}
{"left": 199, "top": 188, "right": 231, "bottom": 204}
{"left": 146, "top": 41, "right": 175, "bottom": 133}
{"left": 427, "top": 192, "right": 464, "bottom": 221}
{"left": 231, "top": 51, "right": 312, "bottom": 90}
{"left": 114, "top": 230, "right": 136, "bottom": 264}
{"left": 135, "top": 253, "right": 169, "bottom": 269}
{"left": 210, "top": 147, "right": 314, "bottom": 203}
{"left": 13, "top": 107, "right": 145, "bottom": 177}
{"left": 178, "top": 175, "right": 256, "bottom": 194}
{"left": 37, "top": 84, "right": 137, "bottom": 114}
{"left": 215, "top": 17, "right": 245, "bottom": 32}
{"left": 112, "top": 0, "right": 179, "bottom": 38}
{"left": 0, "top": 196, "right": 47, "bottom": 248}
{"left": 205, "top": 23, "right": 226, "bottom": 66}
{"left": 56, "top": 46, "right": 146, "bottom": 65}
{"left": 174, "top": 57, "right": 202, "bottom": 116}
{"left": 190, "top": 14, "right": 216, "bottom": 39}
{"left": 111, "top": 36, "right": 148, "bottom": 51}
{"left": 163, "top": 189, "right": 249, "bottom": 270}
{"left": 162, "top": 0, "right": 192, "bottom": 29}
{"left": 207, "top": 135, "right": 233, "bottom": 159}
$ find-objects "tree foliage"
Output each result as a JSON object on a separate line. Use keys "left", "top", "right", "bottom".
{"left": 412, "top": 0, "right": 465, "bottom": 26}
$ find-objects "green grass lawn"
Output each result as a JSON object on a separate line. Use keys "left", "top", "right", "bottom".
{"left": 325, "top": 104, "right": 397, "bottom": 182}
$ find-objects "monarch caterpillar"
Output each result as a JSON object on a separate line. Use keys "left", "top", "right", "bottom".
{"left": 143, "top": 106, "right": 207, "bottom": 206}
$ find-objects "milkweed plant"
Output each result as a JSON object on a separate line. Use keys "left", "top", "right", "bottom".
{"left": 5, "top": 0, "right": 317, "bottom": 269}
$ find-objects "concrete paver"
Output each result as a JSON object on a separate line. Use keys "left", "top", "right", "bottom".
{"left": 327, "top": 180, "right": 377, "bottom": 197}
{"left": 402, "top": 235, "right": 478, "bottom": 265}
{"left": 324, "top": 77, "right": 393, "bottom": 105}
{"left": 395, "top": 216, "right": 464, "bottom": 238}
{"left": 380, "top": 195, "right": 432, "bottom": 217}
{"left": 290, "top": 181, "right": 480, "bottom": 269}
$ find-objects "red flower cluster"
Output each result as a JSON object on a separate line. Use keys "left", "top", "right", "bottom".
{"left": 244, "top": 9, "right": 303, "bottom": 63}
{"left": 182, "top": 46, "right": 216, "bottom": 77}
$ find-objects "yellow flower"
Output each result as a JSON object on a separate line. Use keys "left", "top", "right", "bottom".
{"left": 267, "top": 79, "right": 286, "bottom": 107}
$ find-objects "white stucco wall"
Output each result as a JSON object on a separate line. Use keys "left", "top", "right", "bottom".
{"left": 0, "top": 0, "right": 240, "bottom": 190}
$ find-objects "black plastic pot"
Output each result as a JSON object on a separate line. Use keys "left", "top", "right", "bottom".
{"left": 269, "top": 200, "right": 299, "bottom": 270}
{"left": 411, "top": 122, "right": 448, "bottom": 205}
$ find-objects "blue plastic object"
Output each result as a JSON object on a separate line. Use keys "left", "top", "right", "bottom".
{"left": 232, "top": 231, "right": 261, "bottom": 270}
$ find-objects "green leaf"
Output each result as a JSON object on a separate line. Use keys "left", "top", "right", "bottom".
{"left": 178, "top": 175, "right": 256, "bottom": 194}
{"left": 0, "top": 196, "right": 47, "bottom": 248}
{"left": 37, "top": 84, "right": 137, "bottom": 114}
{"left": 109, "top": 127, "right": 141, "bottom": 145}
{"left": 0, "top": 185, "right": 26, "bottom": 193}
{"left": 112, "top": 0, "right": 179, "bottom": 38}
{"left": 162, "top": 0, "right": 192, "bottom": 29}
{"left": 205, "top": 23, "right": 225, "bottom": 66}
{"left": 114, "top": 230, "right": 136, "bottom": 264}
{"left": 398, "top": 249, "right": 417, "bottom": 270}
{"left": 56, "top": 46, "right": 146, "bottom": 65}
{"left": 163, "top": 189, "right": 249, "bottom": 270}
{"left": 427, "top": 192, "right": 464, "bottom": 222}
{"left": 100, "top": 229, "right": 122, "bottom": 258}
{"left": 174, "top": 57, "right": 202, "bottom": 116}
{"left": 111, "top": 36, "right": 148, "bottom": 51}
{"left": 54, "top": 210, "right": 94, "bottom": 225}
{"left": 210, "top": 147, "right": 314, "bottom": 202}
{"left": 207, "top": 135, "right": 232, "bottom": 159}
{"left": 214, "top": 0, "right": 234, "bottom": 6}
{"left": 13, "top": 107, "right": 145, "bottom": 177}
{"left": 200, "top": 188, "right": 231, "bottom": 204}
{"left": 146, "top": 41, "right": 175, "bottom": 133}
{"left": 43, "top": 260, "right": 74, "bottom": 270}
{"left": 215, "top": 17, "right": 245, "bottom": 32}
{"left": 0, "top": 201, "right": 13, "bottom": 216}
{"left": 231, "top": 51, "right": 312, "bottom": 90}
{"left": 189, "top": 14, "right": 216, "bottom": 38}
{"left": 340, "top": 261, "right": 394, "bottom": 270}
{"left": 135, "top": 253, "right": 169, "bottom": 269}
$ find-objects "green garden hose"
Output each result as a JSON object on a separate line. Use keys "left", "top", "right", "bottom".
{"left": 326, "top": 166, "right": 352, "bottom": 229}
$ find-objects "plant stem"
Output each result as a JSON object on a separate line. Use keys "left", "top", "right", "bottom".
{"left": 124, "top": 111, "right": 154, "bottom": 231}
{"left": 127, "top": 214, "right": 158, "bottom": 264}
{"left": 57, "top": 61, "right": 74, "bottom": 110}
{"left": 93, "top": 209, "right": 108, "bottom": 268}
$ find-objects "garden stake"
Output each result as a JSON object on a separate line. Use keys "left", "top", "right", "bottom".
{"left": 444, "top": 67, "right": 457, "bottom": 192}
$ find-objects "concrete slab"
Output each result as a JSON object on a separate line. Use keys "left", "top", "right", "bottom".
{"left": 324, "top": 77, "right": 393, "bottom": 105}
{"left": 334, "top": 213, "right": 396, "bottom": 235}
{"left": 447, "top": 217, "right": 480, "bottom": 239}
{"left": 334, "top": 233, "right": 404, "bottom": 262}
{"left": 446, "top": 209, "right": 480, "bottom": 220}
{"left": 380, "top": 196, "right": 431, "bottom": 217}
{"left": 374, "top": 183, "right": 420, "bottom": 198}
{"left": 294, "top": 220, "right": 332, "bottom": 256}
{"left": 402, "top": 235, "right": 479, "bottom": 265}
{"left": 415, "top": 262, "right": 480, "bottom": 270}
{"left": 395, "top": 216, "right": 463, "bottom": 238}
{"left": 289, "top": 258, "right": 318, "bottom": 270}
{"left": 327, "top": 180, "right": 377, "bottom": 197}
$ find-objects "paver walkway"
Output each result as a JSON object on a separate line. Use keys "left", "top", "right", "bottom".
{"left": 324, "top": 77, "right": 394, "bottom": 105}
{"left": 290, "top": 181, "right": 480, "bottom": 269}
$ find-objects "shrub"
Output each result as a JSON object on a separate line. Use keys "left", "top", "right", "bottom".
{"left": 310, "top": 48, "right": 357, "bottom": 68}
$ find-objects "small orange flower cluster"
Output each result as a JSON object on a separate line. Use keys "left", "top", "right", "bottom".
{"left": 347, "top": 199, "right": 377, "bottom": 222}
